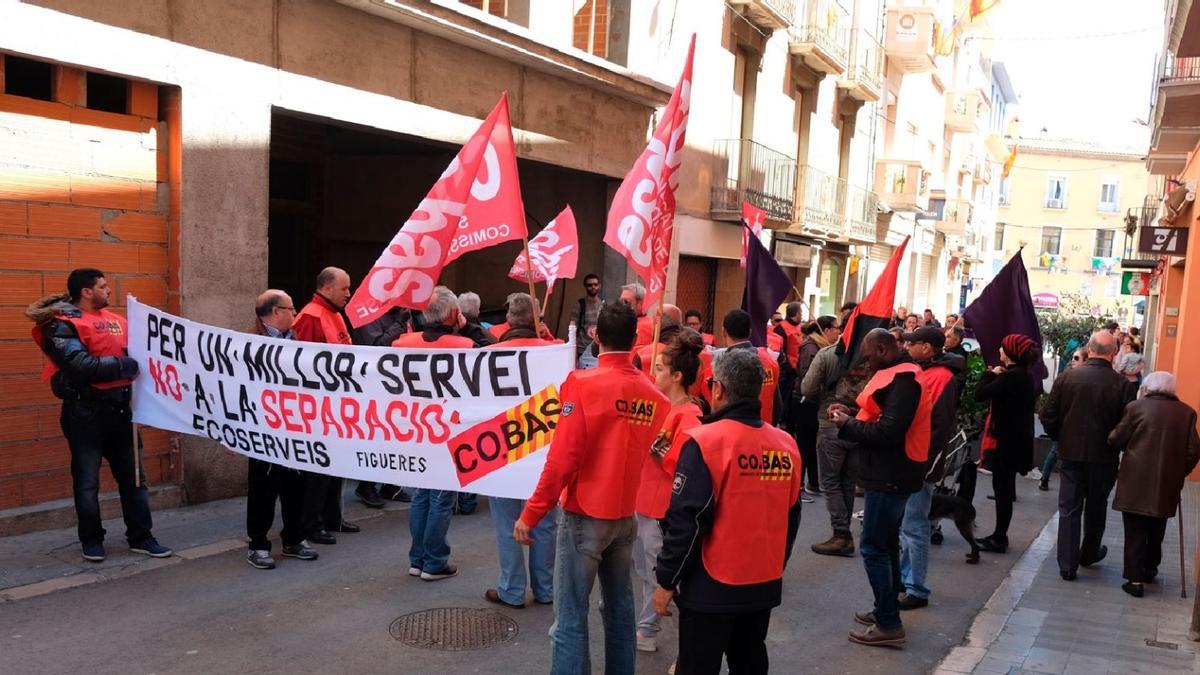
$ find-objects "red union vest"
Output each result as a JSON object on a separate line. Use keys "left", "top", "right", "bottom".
{"left": 635, "top": 315, "right": 654, "bottom": 349}
{"left": 767, "top": 331, "right": 783, "bottom": 354}
{"left": 778, "top": 321, "right": 802, "bottom": 368}
{"left": 488, "top": 322, "right": 510, "bottom": 340}
{"left": 34, "top": 309, "right": 131, "bottom": 389}
{"left": 755, "top": 347, "right": 780, "bottom": 424}
{"left": 392, "top": 331, "right": 475, "bottom": 349}
{"left": 689, "top": 349, "right": 715, "bottom": 401}
{"left": 486, "top": 337, "right": 554, "bottom": 348}
{"left": 636, "top": 400, "right": 703, "bottom": 519}
{"left": 689, "top": 419, "right": 802, "bottom": 585}
{"left": 855, "top": 362, "right": 931, "bottom": 462}
{"left": 295, "top": 298, "right": 351, "bottom": 345}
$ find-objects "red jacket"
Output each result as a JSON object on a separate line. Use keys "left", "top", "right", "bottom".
{"left": 293, "top": 294, "right": 351, "bottom": 345}
{"left": 520, "top": 351, "right": 670, "bottom": 526}
{"left": 636, "top": 400, "right": 703, "bottom": 519}
{"left": 634, "top": 315, "right": 654, "bottom": 349}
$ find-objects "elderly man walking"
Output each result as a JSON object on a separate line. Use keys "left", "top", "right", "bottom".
{"left": 1108, "top": 372, "right": 1200, "bottom": 597}
{"left": 1040, "top": 331, "right": 1135, "bottom": 580}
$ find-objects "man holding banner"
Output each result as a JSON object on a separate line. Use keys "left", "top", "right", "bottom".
{"left": 293, "top": 267, "right": 360, "bottom": 546}
{"left": 516, "top": 302, "right": 669, "bottom": 673}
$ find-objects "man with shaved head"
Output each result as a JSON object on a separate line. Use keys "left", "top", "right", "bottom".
{"left": 245, "top": 290, "right": 319, "bottom": 569}
{"left": 293, "top": 266, "right": 360, "bottom": 545}
{"left": 1041, "top": 330, "right": 1136, "bottom": 581}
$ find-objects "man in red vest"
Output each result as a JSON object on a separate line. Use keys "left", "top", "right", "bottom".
{"left": 774, "top": 301, "right": 804, "bottom": 428}
{"left": 394, "top": 286, "right": 485, "bottom": 581}
{"left": 27, "top": 268, "right": 172, "bottom": 562}
{"left": 830, "top": 328, "right": 928, "bottom": 648}
{"left": 897, "top": 326, "right": 964, "bottom": 611}
{"left": 683, "top": 308, "right": 715, "bottom": 347}
{"left": 292, "top": 266, "right": 359, "bottom": 545}
{"left": 718, "top": 309, "right": 782, "bottom": 425}
{"left": 620, "top": 282, "right": 655, "bottom": 349}
{"left": 652, "top": 348, "right": 802, "bottom": 672}
{"left": 515, "top": 302, "right": 669, "bottom": 674}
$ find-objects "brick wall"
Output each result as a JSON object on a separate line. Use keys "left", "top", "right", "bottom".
{"left": 573, "top": 0, "right": 609, "bottom": 59}
{"left": 0, "top": 60, "right": 179, "bottom": 510}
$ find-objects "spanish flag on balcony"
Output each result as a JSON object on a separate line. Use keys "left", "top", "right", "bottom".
{"left": 1002, "top": 145, "right": 1018, "bottom": 179}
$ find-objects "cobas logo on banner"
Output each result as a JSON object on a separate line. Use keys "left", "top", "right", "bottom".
{"left": 128, "top": 298, "right": 574, "bottom": 499}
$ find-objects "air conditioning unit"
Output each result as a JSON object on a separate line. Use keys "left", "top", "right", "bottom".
{"left": 1046, "top": 197, "right": 1064, "bottom": 209}
{"left": 1159, "top": 184, "right": 1195, "bottom": 226}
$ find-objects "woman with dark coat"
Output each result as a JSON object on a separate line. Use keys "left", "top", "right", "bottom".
{"left": 974, "top": 333, "right": 1041, "bottom": 553}
{"left": 793, "top": 315, "right": 838, "bottom": 496}
{"left": 1109, "top": 371, "right": 1200, "bottom": 598}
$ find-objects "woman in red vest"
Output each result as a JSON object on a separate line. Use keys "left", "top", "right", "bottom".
{"left": 975, "top": 334, "right": 1041, "bottom": 554}
{"left": 632, "top": 330, "right": 704, "bottom": 654}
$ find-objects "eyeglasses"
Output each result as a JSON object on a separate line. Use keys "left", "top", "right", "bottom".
{"left": 1071, "top": 355, "right": 1083, "bottom": 361}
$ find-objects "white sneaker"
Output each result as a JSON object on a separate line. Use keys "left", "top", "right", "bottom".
{"left": 1027, "top": 468, "right": 1043, "bottom": 481}
{"left": 853, "top": 510, "right": 864, "bottom": 520}
{"left": 637, "top": 632, "right": 658, "bottom": 652}
{"left": 668, "top": 663, "right": 676, "bottom": 675}
{"left": 408, "top": 566, "right": 421, "bottom": 577}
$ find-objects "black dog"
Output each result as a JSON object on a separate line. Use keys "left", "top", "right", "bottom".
{"left": 928, "top": 489, "right": 980, "bottom": 564}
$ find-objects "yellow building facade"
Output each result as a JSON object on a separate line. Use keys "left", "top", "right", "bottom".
{"left": 995, "top": 138, "right": 1153, "bottom": 325}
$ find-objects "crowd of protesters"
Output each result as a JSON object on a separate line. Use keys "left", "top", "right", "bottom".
{"left": 25, "top": 265, "right": 1200, "bottom": 673}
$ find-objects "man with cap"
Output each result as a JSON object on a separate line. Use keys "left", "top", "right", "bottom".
{"left": 897, "top": 326, "right": 964, "bottom": 610}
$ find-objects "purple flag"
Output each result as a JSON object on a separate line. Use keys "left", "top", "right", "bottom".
{"left": 741, "top": 224, "right": 793, "bottom": 348}
{"left": 962, "top": 250, "right": 1047, "bottom": 379}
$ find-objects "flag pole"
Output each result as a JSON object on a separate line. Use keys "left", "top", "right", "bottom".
{"left": 522, "top": 236, "right": 543, "bottom": 338}
{"left": 649, "top": 224, "right": 675, "bottom": 370}
{"left": 543, "top": 282, "right": 552, "bottom": 322}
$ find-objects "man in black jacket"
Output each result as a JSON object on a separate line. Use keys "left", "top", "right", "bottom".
{"left": 350, "top": 306, "right": 409, "bottom": 508}
{"left": 831, "top": 329, "right": 924, "bottom": 648}
{"left": 654, "top": 349, "right": 803, "bottom": 673}
{"left": 897, "top": 327, "right": 964, "bottom": 610}
{"left": 26, "top": 268, "right": 172, "bottom": 562}
{"left": 1040, "top": 330, "right": 1135, "bottom": 580}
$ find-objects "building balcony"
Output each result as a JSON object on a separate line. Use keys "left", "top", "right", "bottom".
{"left": 843, "top": 184, "right": 879, "bottom": 243}
{"left": 792, "top": 164, "right": 847, "bottom": 238}
{"left": 936, "top": 199, "right": 971, "bottom": 236}
{"left": 710, "top": 138, "right": 796, "bottom": 226}
{"left": 1121, "top": 204, "right": 1165, "bottom": 270}
{"left": 974, "top": 157, "right": 993, "bottom": 185}
{"left": 1149, "top": 53, "right": 1200, "bottom": 175}
{"left": 875, "top": 158, "right": 931, "bottom": 212}
{"left": 884, "top": 5, "right": 937, "bottom": 74}
{"left": 728, "top": 0, "right": 795, "bottom": 32}
{"left": 788, "top": 0, "right": 849, "bottom": 76}
{"left": 838, "top": 30, "right": 883, "bottom": 102}
{"left": 945, "top": 90, "right": 989, "bottom": 134}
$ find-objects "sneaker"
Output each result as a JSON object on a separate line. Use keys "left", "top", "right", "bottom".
{"left": 421, "top": 564, "right": 458, "bottom": 581}
{"left": 812, "top": 532, "right": 856, "bottom": 557}
{"left": 800, "top": 493, "right": 815, "bottom": 504}
{"left": 636, "top": 632, "right": 658, "bottom": 653}
{"left": 130, "top": 539, "right": 173, "bottom": 558}
{"left": 408, "top": 566, "right": 422, "bottom": 577}
{"left": 1027, "top": 468, "right": 1043, "bottom": 481}
{"left": 853, "top": 510, "right": 865, "bottom": 521}
{"left": 897, "top": 593, "right": 928, "bottom": 610}
{"left": 849, "top": 623, "right": 906, "bottom": 648}
{"left": 281, "top": 541, "right": 319, "bottom": 561}
{"left": 355, "top": 484, "right": 386, "bottom": 509}
{"left": 81, "top": 542, "right": 106, "bottom": 563}
{"left": 247, "top": 549, "right": 276, "bottom": 569}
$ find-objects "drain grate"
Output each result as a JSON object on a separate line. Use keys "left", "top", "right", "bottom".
{"left": 389, "top": 608, "right": 518, "bottom": 651}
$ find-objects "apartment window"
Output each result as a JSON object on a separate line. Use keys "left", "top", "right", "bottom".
{"left": 1098, "top": 179, "right": 1119, "bottom": 212}
{"left": 573, "top": 0, "right": 609, "bottom": 59}
{"left": 3, "top": 54, "right": 53, "bottom": 101}
{"left": 1045, "top": 175, "right": 1067, "bottom": 209}
{"left": 85, "top": 72, "right": 128, "bottom": 114}
{"left": 1041, "top": 226, "right": 1062, "bottom": 255}
{"left": 460, "top": 0, "right": 507, "bottom": 18}
{"left": 998, "top": 177, "right": 1011, "bottom": 205}
{"left": 1094, "top": 229, "right": 1115, "bottom": 258}
{"left": 994, "top": 222, "right": 1005, "bottom": 250}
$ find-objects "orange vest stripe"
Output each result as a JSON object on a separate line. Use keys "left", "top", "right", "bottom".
{"left": 855, "top": 362, "right": 931, "bottom": 462}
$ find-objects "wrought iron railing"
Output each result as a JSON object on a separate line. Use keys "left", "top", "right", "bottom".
{"left": 766, "top": 0, "right": 797, "bottom": 20}
{"left": 795, "top": 164, "right": 847, "bottom": 235}
{"left": 710, "top": 139, "right": 797, "bottom": 222}
{"left": 845, "top": 184, "right": 878, "bottom": 242}
{"left": 1161, "top": 52, "right": 1200, "bottom": 84}
{"left": 791, "top": 0, "right": 849, "bottom": 66}
{"left": 1122, "top": 203, "right": 1161, "bottom": 263}
{"left": 846, "top": 30, "right": 883, "bottom": 94}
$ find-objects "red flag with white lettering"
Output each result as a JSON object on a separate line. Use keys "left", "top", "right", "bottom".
{"left": 508, "top": 206, "right": 578, "bottom": 294}
{"left": 603, "top": 34, "right": 695, "bottom": 308}
{"left": 740, "top": 201, "right": 766, "bottom": 268}
{"left": 446, "top": 93, "right": 528, "bottom": 262}
{"left": 346, "top": 94, "right": 521, "bottom": 327}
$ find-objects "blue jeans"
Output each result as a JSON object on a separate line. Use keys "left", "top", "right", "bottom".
{"left": 899, "top": 483, "right": 933, "bottom": 600}
{"left": 551, "top": 511, "right": 638, "bottom": 675}
{"left": 489, "top": 497, "right": 556, "bottom": 605}
{"left": 458, "top": 492, "right": 478, "bottom": 514}
{"left": 409, "top": 489, "right": 455, "bottom": 572}
{"left": 61, "top": 400, "right": 153, "bottom": 546}
{"left": 860, "top": 490, "right": 910, "bottom": 630}
{"left": 1041, "top": 444, "right": 1059, "bottom": 482}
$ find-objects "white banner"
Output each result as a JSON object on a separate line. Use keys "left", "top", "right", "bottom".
{"left": 127, "top": 298, "right": 573, "bottom": 499}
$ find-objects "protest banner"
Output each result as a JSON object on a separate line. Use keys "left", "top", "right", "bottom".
{"left": 126, "top": 298, "right": 574, "bottom": 499}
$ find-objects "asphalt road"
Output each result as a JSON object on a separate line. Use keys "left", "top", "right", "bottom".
{"left": 0, "top": 475, "right": 1058, "bottom": 674}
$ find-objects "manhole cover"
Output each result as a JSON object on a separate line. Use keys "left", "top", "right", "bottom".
{"left": 389, "top": 608, "right": 518, "bottom": 651}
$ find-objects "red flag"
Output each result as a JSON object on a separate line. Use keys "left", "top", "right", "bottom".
{"left": 508, "top": 206, "right": 579, "bottom": 293}
{"left": 446, "top": 93, "right": 528, "bottom": 263}
{"left": 603, "top": 34, "right": 695, "bottom": 308}
{"left": 346, "top": 95, "right": 522, "bottom": 327}
{"left": 837, "top": 236, "right": 910, "bottom": 369}
{"left": 969, "top": 0, "right": 1001, "bottom": 20}
{"left": 740, "top": 201, "right": 766, "bottom": 268}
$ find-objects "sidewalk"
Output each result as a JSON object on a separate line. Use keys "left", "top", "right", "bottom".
{"left": 937, "top": 482, "right": 1200, "bottom": 675}
{"left": 0, "top": 484, "right": 401, "bottom": 601}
